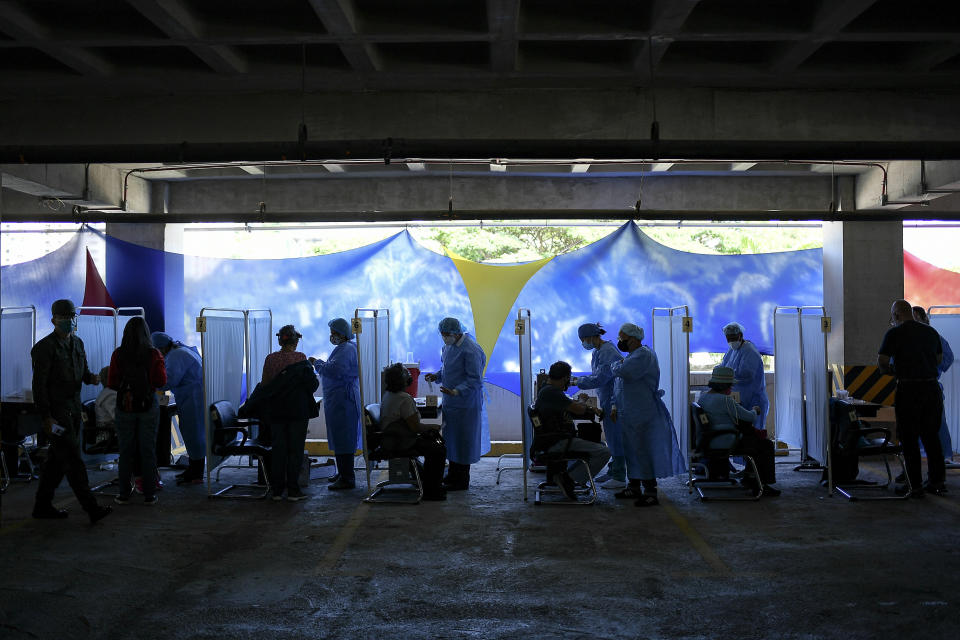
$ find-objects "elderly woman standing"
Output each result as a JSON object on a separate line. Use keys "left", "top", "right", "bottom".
{"left": 594, "top": 322, "right": 684, "bottom": 506}
{"left": 314, "top": 317, "right": 362, "bottom": 491}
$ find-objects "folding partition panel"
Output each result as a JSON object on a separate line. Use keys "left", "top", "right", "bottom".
{"left": 930, "top": 306, "right": 960, "bottom": 456}
{"left": 800, "top": 308, "right": 829, "bottom": 465}
{"left": 774, "top": 306, "right": 828, "bottom": 467}
{"left": 76, "top": 307, "right": 118, "bottom": 402}
{"left": 0, "top": 306, "right": 36, "bottom": 401}
{"left": 652, "top": 306, "right": 690, "bottom": 475}
{"left": 774, "top": 307, "right": 804, "bottom": 452}
{"left": 246, "top": 310, "right": 273, "bottom": 393}
{"left": 354, "top": 308, "right": 390, "bottom": 410}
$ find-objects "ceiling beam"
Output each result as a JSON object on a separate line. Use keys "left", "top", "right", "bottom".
{"left": 488, "top": 0, "right": 520, "bottom": 73}
{"left": 633, "top": 0, "right": 701, "bottom": 79}
{"left": 307, "top": 0, "right": 380, "bottom": 73}
{"left": 769, "top": 0, "right": 878, "bottom": 74}
{"left": 0, "top": 1, "right": 113, "bottom": 75}
{"left": 126, "top": 0, "right": 247, "bottom": 73}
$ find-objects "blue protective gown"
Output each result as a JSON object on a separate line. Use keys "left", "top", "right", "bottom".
{"left": 720, "top": 339, "right": 769, "bottom": 431}
{"left": 316, "top": 340, "right": 361, "bottom": 454}
{"left": 160, "top": 343, "right": 204, "bottom": 460}
{"left": 574, "top": 341, "right": 624, "bottom": 456}
{"left": 435, "top": 333, "right": 490, "bottom": 465}
{"left": 605, "top": 346, "right": 685, "bottom": 479}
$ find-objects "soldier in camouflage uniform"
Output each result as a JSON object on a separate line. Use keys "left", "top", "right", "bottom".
{"left": 31, "top": 299, "right": 112, "bottom": 524}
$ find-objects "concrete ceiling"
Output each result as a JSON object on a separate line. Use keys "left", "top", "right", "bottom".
{"left": 2, "top": 0, "right": 960, "bottom": 222}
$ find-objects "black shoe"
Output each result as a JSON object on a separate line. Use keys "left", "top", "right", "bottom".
{"left": 88, "top": 505, "right": 113, "bottom": 524}
{"left": 762, "top": 485, "right": 782, "bottom": 497}
{"left": 423, "top": 490, "right": 447, "bottom": 501}
{"left": 327, "top": 477, "right": 356, "bottom": 491}
{"left": 442, "top": 482, "right": 469, "bottom": 491}
{"left": 326, "top": 473, "right": 340, "bottom": 484}
{"left": 895, "top": 472, "right": 906, "bottom": 483}
{"left": 32, "top": 505, "right": 68, "bottom": 519}
{"left": 634, "top": 493, "right": 660, "bottom": 507}
{"left": 922, "top": 482, "right": 947, "bottom": 496}
{"left": 555, "top": 472, "right": 577, "bottom": 500}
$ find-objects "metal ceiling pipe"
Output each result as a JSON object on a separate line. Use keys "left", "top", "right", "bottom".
{"left": 5, "top": 209, "right": 960, "bottom": 223}
{"left": 6, "top": 140, "right": 960, "bottom": 164}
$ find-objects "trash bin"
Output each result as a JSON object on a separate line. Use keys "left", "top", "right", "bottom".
{"left": 404, "top": 362, "right": 420, "bottom": 397}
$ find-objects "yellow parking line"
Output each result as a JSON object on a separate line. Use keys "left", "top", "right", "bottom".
{"left": 659, "top": 495, "right": 732, "bottom": 577}
{"left": 314, "top": 501, "right": 371, "bottom": 575}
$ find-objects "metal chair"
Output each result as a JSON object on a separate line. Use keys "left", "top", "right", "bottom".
{"left": 827, "top": 399, "right": 910, "bottom": 501}
{"left": 528, "top": 405, "right": 597, "bottom": 506}
{"left": 689, "top": 402, "right": 762, "bottom": 501}
{"left": 209, "top": 400, "right": 272, "bottom": 499}
{"left": 362, "top": 403, "right": 424, "bottom": 504}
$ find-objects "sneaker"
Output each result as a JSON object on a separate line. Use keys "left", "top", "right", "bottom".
{"left": 554, "top": 472, "right": 577, "bottom": 500}
{"left": 601, "top": 478, "right": 627, "bottom": 489}
{"left": 895, "top": 484, "right": 925, "bottom": 499}
{"left": 143, "top": 495, "right": 159, "bottom": 506}
{"left": 133, "top": 477, "right": 144, "bottom": 494}
{"left": 593, "top": 473, "right": 612, "bottom": 484}
{"left": 922, "top": 482, "right": 947, "bottom": 496}
{"left": 287, "top": 489, "right": 309, "bottom": 502}
{"left": 272, "top": 493, "right": 285, "bottom": 501}
{"left": 327, "top": 477, "right": 356, "bottom": 491}
{"left": 762, "top": 485, "right": 782, "bottom": 497}
{"left": 114, "top": 494, "right": 132, "bottom": 505}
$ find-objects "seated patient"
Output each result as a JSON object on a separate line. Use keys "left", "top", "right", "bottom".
{"left": 379, "top": 363, "right": 448, "bottom": 501}
{"left": 697, "top": 365, "right": 780, "bottom": 497}
{"left": 533, "top": 361, "right": 612, "bottom": 500}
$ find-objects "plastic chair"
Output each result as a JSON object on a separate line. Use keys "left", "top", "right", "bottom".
{"left": 689, "top": 402, "right": 762, "bottom": 501}
{"left": 362, "top": 403, "right": 424, "bottom": 504}
{"left": 209, "top": 400, "right": 272, "bottom": 499}
{"left": 528, "top": 405, "right": 597, "bottom": 506}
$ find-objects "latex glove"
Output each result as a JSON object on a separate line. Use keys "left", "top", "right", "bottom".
{"left": 424, "top": 373, "right": 438, "bottom": 383}
{"left": 439, "top": 386, "right": 459, "bottom": 396}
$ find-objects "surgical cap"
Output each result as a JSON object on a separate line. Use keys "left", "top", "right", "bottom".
{"left": 151, "top": 332, "right": 174, "bottom": 349}
{"left": 722, "top": 322, "right": 745, "bottom": 336}
{"left": 577, "top": 323, "right": 603, "bottom": 339}
{"left": 328, "top": 317, "right": 353, "bottom": 339}
{"left": 438, "top": 317, "right": 463, "bottom": 334}
{"left": 619, "top": 323, "right": 644, "bottom": 341}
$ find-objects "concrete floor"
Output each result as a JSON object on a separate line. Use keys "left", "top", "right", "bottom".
{"left": 1, "top": 455, "right": 959, "bottom": 640}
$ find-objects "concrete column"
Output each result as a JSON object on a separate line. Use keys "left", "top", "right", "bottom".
{"left": 823, "top": 221, "right": 903, "bottom": 366}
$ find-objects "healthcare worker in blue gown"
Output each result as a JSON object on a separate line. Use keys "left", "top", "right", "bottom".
{"left": 151, "top": 332, "right": 205, "bottom": 485}
{"left": 719, "top": 322, "right": 769, "bottom": 431}
{"left": 570, "top": 322, "right": 626, "bottom": 489}
{"left": 594, "top": 323, "right": 684, "bottom": 507}
{"left": 424, "top": 317, "right": 490, "bottom": 491}
{"left": 314, "top": 318, "right": 361, "bottom": 491}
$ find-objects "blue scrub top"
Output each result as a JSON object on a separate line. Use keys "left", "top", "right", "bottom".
{"left": 317, "top": 340, "right": 361, "bottom": 454}
{"left": 720, "top": 339, "right": 769, "bottom": 430}
{"left": 434, "top": 333, "right": 490, "bottom": 464}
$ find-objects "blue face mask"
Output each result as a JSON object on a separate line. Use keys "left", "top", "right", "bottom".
{"left": 581, "top": 339, "right": 595, "bottom": 350}
{"left": 56, "top": 319, "right": 75, "bottom": 334}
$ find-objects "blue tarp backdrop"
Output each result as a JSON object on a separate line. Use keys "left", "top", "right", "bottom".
{"left": 1, "top": 223, "right": 823, "bottom": 394}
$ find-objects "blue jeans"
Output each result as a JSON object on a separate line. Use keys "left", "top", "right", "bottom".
{"left": 116, "top": 403, "right": 160, "bottom": 498}
{"left": 270, "top": 419, "right": 308, "bottom": 494}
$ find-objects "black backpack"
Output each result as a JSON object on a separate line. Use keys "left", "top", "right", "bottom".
{"left": 117, "top": 351, "right": 153, "bottom": 413}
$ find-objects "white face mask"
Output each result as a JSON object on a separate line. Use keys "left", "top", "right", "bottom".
{"left": 728, "top": 339, "right": 743, "bottom": 350}
{"left": 581, "top": 339, "right": 595, "bottom": 350}
{"left": 442, "top": 335, "right": 457, "bottom": 346}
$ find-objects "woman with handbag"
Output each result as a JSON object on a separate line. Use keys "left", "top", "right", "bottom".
{"left": 379, "top": 363, "right": 447, "bottom": 501}
{"left": 107, "top": 317, "right": 167, "bottom": 505}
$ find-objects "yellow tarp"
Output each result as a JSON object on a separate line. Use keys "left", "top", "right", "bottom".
{"left": 446, "top": 250, "right": 553, "bottom": 370}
